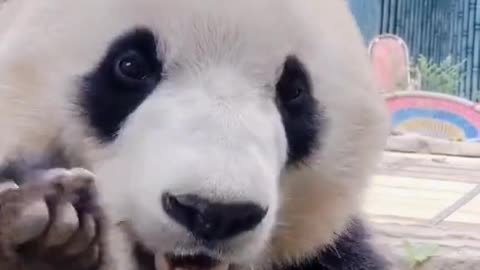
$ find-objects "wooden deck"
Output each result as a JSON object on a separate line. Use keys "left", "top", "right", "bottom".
{"left": 364, "top": 151, "right": 480, "bottom": 269}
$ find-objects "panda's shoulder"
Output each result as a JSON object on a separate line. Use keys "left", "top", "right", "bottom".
{"left": 278, "top": 218, "right": 391, "bottom": 270}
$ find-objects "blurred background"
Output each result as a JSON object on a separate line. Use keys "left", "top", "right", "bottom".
{"left": 349, "top": 0, "right": 477, "bottom": 99}
{"left": 345, "top": 1, "right": 480, "bottom": 269}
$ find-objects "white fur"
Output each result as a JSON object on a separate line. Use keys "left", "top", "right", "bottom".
{"left": 0, "top": 0, "right": 389, "bottom": 269}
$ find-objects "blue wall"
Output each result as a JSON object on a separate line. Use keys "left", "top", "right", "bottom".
{"left": 347, "top": 0, "right": 381, "bottom": 44}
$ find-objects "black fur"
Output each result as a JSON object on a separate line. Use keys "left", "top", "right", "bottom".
{"left": 275, "top": 219, "right": 389, "bottom": 270}
{"left": 80, "top": 27, "right": 163, "bottom": 142}
{"left": 134, "top": 243, "right": 156, "bottom": 270}
{"left": 275, "top": 56, "right": 324, "bottom": 166}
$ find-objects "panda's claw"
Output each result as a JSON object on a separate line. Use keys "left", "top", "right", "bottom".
{"left": 0, "top": 168, "right": 105, "bottom": 270}
{"left": 53, "top": 174, "right": 106, "bottom": 268}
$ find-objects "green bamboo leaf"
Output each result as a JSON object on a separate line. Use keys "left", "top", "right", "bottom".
{"left": 402, "top": 240, "right": 439, "bottom": 269}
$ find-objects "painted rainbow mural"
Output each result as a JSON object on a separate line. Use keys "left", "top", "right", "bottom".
{"left": 385, "top": 91, "right": 480, "bottom": 142}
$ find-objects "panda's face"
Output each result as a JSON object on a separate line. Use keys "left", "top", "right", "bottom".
{"left": 92, "top": 28, "right": 290, "bottom": 263}
{"left": 0, "top": 0, "right": 389, "bottom": 268}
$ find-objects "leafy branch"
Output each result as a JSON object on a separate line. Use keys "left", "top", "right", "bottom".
{"left": 417, "top": 54, "right": 465, "bottom": 95}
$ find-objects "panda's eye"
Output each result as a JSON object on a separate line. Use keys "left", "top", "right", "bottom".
{"left": 275, "top": 55, "right": 319, "bottom": 165}
{"left": 114, "top": 50, "right": 152, "bottom": 83}
{"left": 82, "top": 28, "right": 162, "bottom": 141}
{"left": 276, "top": 56, "right": 310, "bottom": 107}
{"left": 278, "top": 78, "right": 306, "bottom": 103}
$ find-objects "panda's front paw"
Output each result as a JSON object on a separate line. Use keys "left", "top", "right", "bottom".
{"left": 0, "top": 168, "right": 106, "bottom": 270}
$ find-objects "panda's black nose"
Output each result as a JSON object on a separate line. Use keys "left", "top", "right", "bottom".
{"left": 161, "top": 193, "right": 267, "bottom": 241}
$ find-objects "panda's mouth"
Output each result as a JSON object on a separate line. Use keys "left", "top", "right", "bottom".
{"left": 161, "top": 253, "right": 229, "bottom": 270}
{"left": 134, "top": 243, "right": 231, "bottom": 270}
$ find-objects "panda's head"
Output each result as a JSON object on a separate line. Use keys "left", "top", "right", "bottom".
{"left": 0, "top": 0, "right": 389, "bottom": 269}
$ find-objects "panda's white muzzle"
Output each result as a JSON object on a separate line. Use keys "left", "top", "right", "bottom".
{"left": 92, "top": 74, "right": 287, "bottom": 269}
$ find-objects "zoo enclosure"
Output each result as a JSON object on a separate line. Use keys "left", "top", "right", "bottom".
{"left": 347, "top": 0, "right": 480, "bottom": 101}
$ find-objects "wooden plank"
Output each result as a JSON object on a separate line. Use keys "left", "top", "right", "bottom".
{"left": 371, "top": 221, "right": 480, "bottom": 270}
{"left": 377, "top": 151, "right": 480, "bottom": 184}
{"left": 376, "top": 170, "right": 480, "bottom": 184}
{"left": 380, "top": 151, "right": 480, "bottom": 170}
{"left": 379, "top": 163, "right": 480, "bottom": 175}
{"left": 429, "top": 184, "right": 480, "bottom": 225}
{"left": 363, "top": 175, "right": 474, "bottom": 220}
{"left": 446, "top": 192, "right": 480, "bottom": 224}
{"left": 368, "top": 213, "right": 480, "bottom": 231}
{"left": 367, "top": 151, "right": 480, "bottom": 268}
{"left": 368, "top": 214, "right": 429, "bottom": 225}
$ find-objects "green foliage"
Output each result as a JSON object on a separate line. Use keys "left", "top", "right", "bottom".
{"left": 417, "top": 54, "right": 465, "bottom": 95}
{"left": 402, "top": 240, "right": 439, "bottom": 269}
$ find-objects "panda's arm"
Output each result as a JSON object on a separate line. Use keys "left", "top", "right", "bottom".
{"left": 279, "top": 218, "right": 390, "bottom": 270}
{"left": 315, "top": 218, "right": 390, "bottom": 270}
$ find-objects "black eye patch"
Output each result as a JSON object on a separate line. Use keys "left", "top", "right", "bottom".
{"left": 79, "top": 27, "right": 162, "bottom": 142}
{"left": 276, "top": 56, "right": 323, "bottom": 166}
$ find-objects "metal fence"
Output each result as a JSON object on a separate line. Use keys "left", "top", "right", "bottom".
{"left": 348, "top": 0, "right": 480, "bottom": 101}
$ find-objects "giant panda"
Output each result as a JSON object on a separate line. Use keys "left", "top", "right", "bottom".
{"left": 0, "top": 0, "right": 391, "bottom": 269}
